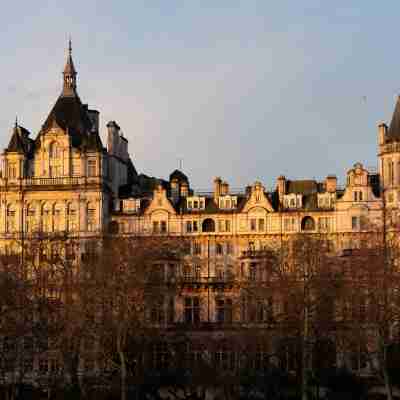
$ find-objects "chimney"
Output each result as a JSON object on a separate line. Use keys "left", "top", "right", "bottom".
{"left": 221, "top": 181, "right": 229, "bottom": 196}
{"left": 213, "top": 177, "right": 222, "bottom": 203}
{"left": 107, "top": 121, "right": 120, "bottom": 156}
{"left": 378, "top": 123, "right": 387, "bottom": 146}
{"left": 88, "top": 109, "right": 99, "bottom": 132}
{"left": 325, "top": 175, "right": 337, "bottom": 193}
{"left": 276, "top": 175, "right": 286, "bottom": 204}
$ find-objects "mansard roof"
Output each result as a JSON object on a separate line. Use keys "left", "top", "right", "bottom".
{"left": 286, "top": 179, "right": 322, "bottom": 194}
{"left": 5, "top": 124, "right": 34, "bottom": 156}
{"left": 387, "top": 96, "right": 400, "bottom": 141}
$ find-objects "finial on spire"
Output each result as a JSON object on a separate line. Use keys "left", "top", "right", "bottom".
{"left": 68, "top": 36, "right": 72, "bottom": 57}
{"left": 15, "top": 116, "right": 18, "bottom": 128}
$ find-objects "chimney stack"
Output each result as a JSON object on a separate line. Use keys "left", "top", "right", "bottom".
{"left": 276, "top": 175, "right": 286, "bottom": 204}
{"left": 325, "top": 175, "right": 337, "bottom": 193}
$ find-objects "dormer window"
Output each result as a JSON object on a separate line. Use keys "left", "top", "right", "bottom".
{"left": 187, "top": 197, "right": 205, "bottom": 210}
{"left": 219, "top": 195, "right": 237, "bottom": 210}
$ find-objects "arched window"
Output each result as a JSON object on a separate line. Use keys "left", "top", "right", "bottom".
{"left": 301, "top": 216, "right": 315, "bottom": 231}
{"left": 42, "top": 203, "right": 52, "bottom": 232}
{"left": 202, "top": 218, "right": 215, "bottom": 232}
{"left": 49, "top": 142, "right": 59, "bottom": 159}
{"left": 26, "top": 204, "right": 36, "bottom": 232}
{"left": 54, "top": 203, "right": 63, "bottom": 231}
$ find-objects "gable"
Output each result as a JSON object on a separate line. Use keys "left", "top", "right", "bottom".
{"left": 144, "top": 186, "right": 176, "bottom": 215}
{"left": 241, "top": 183, "right": 274, "bottom": 213}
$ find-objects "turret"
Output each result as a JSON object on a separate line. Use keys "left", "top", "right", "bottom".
{"left": 62, "top": 39, "right": 77, "bottom": 97}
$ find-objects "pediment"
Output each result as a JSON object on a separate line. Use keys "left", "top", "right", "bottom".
{"left": 242, "top": 183, "right": 273, "bottom": 213}
{"left": 144, "top": 186, "right": 176, "bottom": 215}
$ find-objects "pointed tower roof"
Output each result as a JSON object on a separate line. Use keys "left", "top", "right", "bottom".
{"left": 62, "top": 39, "right": 77, "bottom": 97}
{"left": 387, "top": 96, "right": 400, "bottom": 141}
{"left": 6, "top": 121, "right": 33, "bottom": 155}
{"left": 63, "top": 39, "right": 76, "bottom": 74}
{"left": 36, "top": 41, "right": 104, "bottom": 152}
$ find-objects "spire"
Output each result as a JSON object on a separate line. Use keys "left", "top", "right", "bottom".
{"left": 62, "top": 38, "right": 77, "bottom": 97}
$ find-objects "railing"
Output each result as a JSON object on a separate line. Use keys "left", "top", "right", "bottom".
{"left": 0, "top": 176, "right": 102, "bottom": 187}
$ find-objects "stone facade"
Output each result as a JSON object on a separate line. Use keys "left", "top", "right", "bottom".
{"left": 1, "top": 43, "right": 399, "bottom": 375}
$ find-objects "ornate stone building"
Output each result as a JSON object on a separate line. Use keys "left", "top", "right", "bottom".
{"left": 1, "top": 43, "right": 399, "bottom": 376}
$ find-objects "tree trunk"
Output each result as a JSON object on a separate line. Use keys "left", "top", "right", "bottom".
{"left": 381, "top": 342, "right": 393, "bottom": 400}
{"left": 302, "top": 287, "right": 309, "bottom": 400}
{"left": 117, "top": 335, "right": 127, "bottom": 400}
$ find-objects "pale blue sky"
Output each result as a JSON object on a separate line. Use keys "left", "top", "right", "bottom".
{"left": 1, "top": 1, "right": 399, "bottom": 189}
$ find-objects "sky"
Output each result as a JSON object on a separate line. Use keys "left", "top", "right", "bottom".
{"left": 1, "top": 0, "right": 400, "bottom": 190}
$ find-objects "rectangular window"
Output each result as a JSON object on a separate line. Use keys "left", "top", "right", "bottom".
{"left": 351, "top": 216, "right": 359, "bottom": 230}
{"left": 87, "top": 159, "right": 96, "bottom": 177}
{"left": 8, "top": 163, "right": 16, "bottom": 178}
{"left": 72, "top": 159, "right": 80, "bottom": 176}
{"left": 87, "top": 208, "right": 96, "bottom": 231}
{"left": 284, "top": 218, "right": 295, "bottom": 232}
{"left": 160, "top": 221, "right": 167, "bottom": 233}
{"left": 186, "top": 221, "right": 192, "bottom": 233}
{"left": 184, "top": 297, "right": 200, "bottom": 324}
{"left": 258, "top": 219, "right": 265, "bottom": 231}
{"left": 225, "top": 220, "right": 231, "bottom": 232}
{"left": 193, "top": 221, "right": 198, "bottom": 232}
{"left": 187, "top": 201, "right": 192, "bottom": 209}
{"left": 218, "top": 220, "right": 225, "bottom": 232}
{"left": 250, "top": 219, "right": 257, "bottom": 231}
{"left": 249, "top": 263, "right": 257, "bottom": 281}
{"left": 216, "top": 299, "right": 233, "bottom": 323}
{"left": 153, "top": 221, "right": 159, "bottom": 233}
{"left": 193, "top": 201, "right": 198, "bottom": 209}
{"left": 193, "top": 242, "right": 201, "bottom": 255}
{"left": 199, "top": 200, "right": 205, "bottom": 209}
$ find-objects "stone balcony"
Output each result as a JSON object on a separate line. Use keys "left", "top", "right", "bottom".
{"left": 0, "top": 176, "right": 104, "bottom": 189}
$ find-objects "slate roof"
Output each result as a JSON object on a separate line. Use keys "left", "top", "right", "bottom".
{"left": 387, "top": 96, "right": 400, "bottom": 141}
{"left": 286, "top": 179, "right": 322, "bottom": 195}
{"left": 169, "top": 169, "right": 189, "bottom": 183}
{"left": 5, "top": 124, "right": 34, "bottom": 156}
{"left": 38, "top": 94, "right": 103, "bottom": 151}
